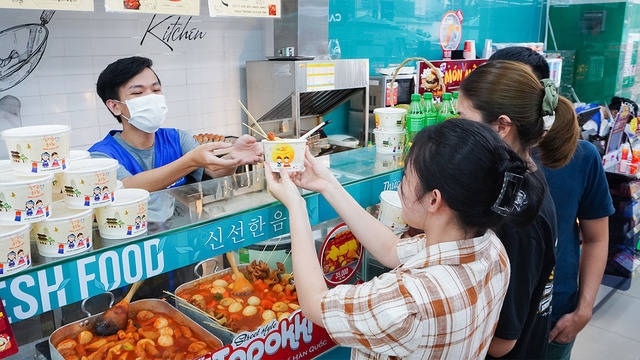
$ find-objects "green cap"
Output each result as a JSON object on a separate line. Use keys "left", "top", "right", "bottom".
{"left": 442, "top": 93, "right": 452, "bottom": 100}
{"left": 452, "top": 91, "right": 459, "bottom": 99}
{"left": 411, "top": 93, "right": 421, "bottom": 101}
{"left": 423, "top": 92, "right": 433, "bottom": 99}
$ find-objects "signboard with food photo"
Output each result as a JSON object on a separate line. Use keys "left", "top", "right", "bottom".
{"left": 418, "top": 59, "right": 486, "bottom": 100}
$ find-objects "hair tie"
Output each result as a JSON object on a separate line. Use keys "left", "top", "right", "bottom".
{"left": 540, "top": 79, "right": 558, "bottom": 117}
{"left": 491, "top": 171, "right": 526, "bottom": 216}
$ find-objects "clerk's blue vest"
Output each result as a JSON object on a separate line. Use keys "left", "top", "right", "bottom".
{"left": 88, "top": 128, "right": 186, "bottom": 188}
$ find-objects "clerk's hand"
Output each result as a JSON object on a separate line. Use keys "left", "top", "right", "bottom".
{"left": 188, "top": 142, "right": 242, "bottom": 171}
{"left": 230, "top": 135, "right": 263, "bottom": 165}
{"left": 265, "top": 166, "right": 303, "bottom": 208}
{"left": 290, "top": 148, "right": 339, "bottom": 194}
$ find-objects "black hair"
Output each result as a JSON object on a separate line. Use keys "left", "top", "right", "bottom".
{"left": 489, "top": 46, "right": 550, "bottom": 80}
{"left": 96, "top": 56, "right": 159, "bottom": 122}
{"left": 404, "top": 118, "right": 544, "bottom": 231}
{"left": 609, "top": 96, "right": 638, "bottom": 117}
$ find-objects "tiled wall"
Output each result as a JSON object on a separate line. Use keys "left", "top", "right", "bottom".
{"left": 0, "top": 3, "right": 273, "bottom": 157}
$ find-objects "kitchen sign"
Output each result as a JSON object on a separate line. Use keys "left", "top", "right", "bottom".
{"left": 105, "top": 0, "right": 200, "bottom": 15}
{"left": 209, "top": 0, "right": 280, "bottom": 18}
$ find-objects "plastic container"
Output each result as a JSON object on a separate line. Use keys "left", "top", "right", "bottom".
{"left": 61, "top": 158, "right": 118, "bottom": 209}
{"left": 31, "top": 202, "right": 93, "bottom": 257}
{"left": 1, "top": 125, "right": 71, "bottom": 174}
{"left": 94, "top": 188, "right": 149, "bottom": 239}
{"left": 378, "top": 190, "right": 408, "bottom": 234}
{"left": 373, "top": 107, "right": 406, "bottom": 131}
{"left": 262, "top": 139, "right": 306, "bottom": 172}
{"left": 373, "top": 128, "right": 405, "bottom": 154}
{"left": 0, "top": 223, "right": 31, "bottom": 277}
{"left": 0, "top": 172, "right": 53, "bottom": 223}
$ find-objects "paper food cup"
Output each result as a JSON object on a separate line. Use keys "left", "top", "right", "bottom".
{"left": 373, "top": 128, "right": 405, "bottom": 154}
{"left": 31, "top": 202, "right": 93, "bottom": 257}
{"left": 52, "top": 149, "right": 93, "bottom": 202}
{"left": 95, "top": 188, "right": 150, "bottom": 239}
{"left": 1, "top": 125, "right": 71, "bottom": 174}
{"left": 0, "top": 172, "right": 53, "bottom": 223}
{"left": 0, "top": 223, "right": 31, "bottom": 277}
{"left": 373, "top": 107, "right": 406, "bottom": 131}
{"left": 378, "top": 190, "right": 408, "bottom": 234}
{"left": 262, "top": 139, "right": 306, "bottom": 172}
{"left": 61, "top": 158, "right": 118, "bottom": 209}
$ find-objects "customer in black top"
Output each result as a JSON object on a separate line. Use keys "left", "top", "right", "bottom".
{"left": 458, "top": 60, "right": 580, "bottom": 359}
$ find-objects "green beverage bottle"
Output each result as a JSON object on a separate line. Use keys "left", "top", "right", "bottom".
{"left": 452, "top": 91, "right": 459, "bottom": 114}
{"left": 406, "top": 93, "right": 425, "bottom": 147}
{"left": 437, "top": 92, "right": 456, "bottom": 123}
{"left": 423, "top": 92, "right": 438, "bottom": 127}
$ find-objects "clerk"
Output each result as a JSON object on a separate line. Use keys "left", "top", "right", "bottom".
{"left": 89, "top": 56, "right": 263, "bottom": 221}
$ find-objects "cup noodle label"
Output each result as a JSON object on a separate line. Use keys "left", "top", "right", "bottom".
{"left": 0, "top": 181, "right": 52, "bottom": 223}
{"left": 98, "top": 200, "right": 148, "bottom": 238}
{"left": 64, "top": 169, "right": 116, "bottom": 208}
{"left": 7, "top": 134, "right": 68, "bottom": 174}
{"left": 0, "top": 229, "right": 30, "bottom": 277}
{"left": 32, "top": 215, "right": 92, "bottom": 257}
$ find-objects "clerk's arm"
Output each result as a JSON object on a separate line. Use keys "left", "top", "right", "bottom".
{"left": 122, "top": 142, "right": 241, "bottom": 191}
{"left": 549, "top": 217, "right": 608, "bottom": 343}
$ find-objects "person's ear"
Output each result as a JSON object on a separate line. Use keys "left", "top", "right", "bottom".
{"left": 495, "top": 115, "right": 514, "bottom": 138}
{"left": 425, "top": 189, "right": 443, "bottom": 213}
{"left": 105, "top": 99, "right": 123, "bottom": 117}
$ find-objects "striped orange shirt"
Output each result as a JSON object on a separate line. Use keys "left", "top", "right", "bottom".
{"left": 320, "top": 230, "right": 510, "bottom": 359}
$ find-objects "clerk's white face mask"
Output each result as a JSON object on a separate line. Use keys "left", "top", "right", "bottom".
{"left": 117, "top": 94, "right": 168, "bottom": 133}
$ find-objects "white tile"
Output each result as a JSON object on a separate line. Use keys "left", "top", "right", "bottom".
{"left": 572, "top": 323, "right": 639, "bottom": 360}
{"left": 40, "top": 94, "right": 68, "bottom": 114}
{"left": 68, "top": 110, "right": 99, "bottom": 129}
{"left": 17, "top": 96, "right": 44, "bottom": 116}
{"left": 589, "top": 292, "right": 640, "bottom": 338}
{"left": 0, "top": 7, "right": 268, "bottom": 163}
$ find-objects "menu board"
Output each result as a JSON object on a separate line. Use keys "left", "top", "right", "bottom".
{"left": 0, "top": 0, "right": 92, "bottom": 11}
{"left": 209, "top": 0, "right": 280, "bottom": 18}
{"left": 105, "top": 0, "right": 199, "bottom": 15}
{"left": 418, "top": 59, "right": 486, "bottom": 100}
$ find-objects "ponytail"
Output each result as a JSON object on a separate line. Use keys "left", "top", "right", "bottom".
{"left": 537, "top": 96, "right": 580, "bottom": 168}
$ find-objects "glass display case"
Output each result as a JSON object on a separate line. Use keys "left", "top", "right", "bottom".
{"left": 1, "top": 146, "right": 403, "bottom": 359}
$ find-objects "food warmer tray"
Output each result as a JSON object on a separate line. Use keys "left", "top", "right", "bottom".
{"left": 48, "top": 299, "right": 223, "bottom": 360}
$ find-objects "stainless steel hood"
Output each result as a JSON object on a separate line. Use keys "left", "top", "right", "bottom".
{"left": 246, "top": 59, "right": 370, "bottom": 144}
{"left": 274, "top": 0, "right": 328, "bottom": 58}
{"left": 247, "top": 0, "right": 370, "bottom": 145}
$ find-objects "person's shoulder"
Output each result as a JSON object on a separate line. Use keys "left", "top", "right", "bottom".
{"left": 575, "top": 139, "right": 600, "bottom": 157}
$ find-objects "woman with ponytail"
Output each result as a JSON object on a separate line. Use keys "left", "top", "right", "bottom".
{"left": 458, "top": 60, "right": 581, "bottom": 359}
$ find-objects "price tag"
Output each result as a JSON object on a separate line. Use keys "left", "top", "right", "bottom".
{"left": 0, "top": 298, "right": 18, "bottom": 358}
{"left": 319, "top": 223, "right": 363, "bottom": 286}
